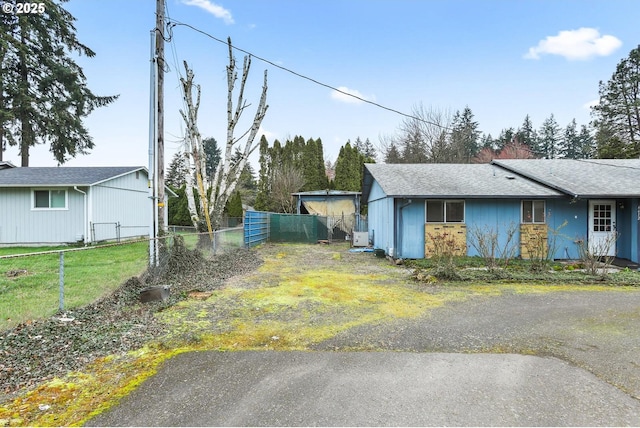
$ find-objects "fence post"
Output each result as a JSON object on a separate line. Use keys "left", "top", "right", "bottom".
{"left": 59, "top": 251, "right": 65, "bottom": 312}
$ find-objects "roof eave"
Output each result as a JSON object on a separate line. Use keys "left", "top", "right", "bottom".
{"left": 90, "top": 167, "right": 147, "bottom": 186}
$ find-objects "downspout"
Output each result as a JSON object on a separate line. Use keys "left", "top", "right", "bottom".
{"left": 73, "top": 186, "right": 88, "bottom": 245}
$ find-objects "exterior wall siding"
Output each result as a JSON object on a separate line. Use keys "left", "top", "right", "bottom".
{"left": 545, "top": 198, "right": 588, "bottom": 260}
{"left": 0, "top": 187, "right": 84, "bottom": 244}
{"left": 367, "top": 180, "right": 394, "bottom": 255}
{"left": 615, "top": 198, "right": 638, "bottom": 262}
{"left": 90, "top": 172, "right": 150, "bottom": 241}
{"left": 397, "top": 200, "right": 425, "bottom": 259}
{"left": 465, "top": 199, "right": 522, "bottom": 258}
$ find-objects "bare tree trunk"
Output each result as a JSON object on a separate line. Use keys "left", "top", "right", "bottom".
{"left": 207, "top": 38, "right": 268, "bottom": 229}
{"left": 178, "top": 38, "right": 268, "bottom": 233}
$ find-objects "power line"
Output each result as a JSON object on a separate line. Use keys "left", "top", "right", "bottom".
{"left": 165, "top": 18, "right": 450, "bottom": 131}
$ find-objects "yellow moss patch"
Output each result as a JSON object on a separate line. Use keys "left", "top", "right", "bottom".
{"left": 466, "top": 283, "right": 619, "bottom": 295}
{"left": 0, "top": 345, "right": 187, "bottom": 427}
{"left": 156, "top": 259, "right": 461, "bottom": 353}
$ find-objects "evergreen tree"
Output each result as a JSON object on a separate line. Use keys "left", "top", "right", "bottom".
{"left": 479, "top": 133, "right": 495, "bottom": 150}
{"left": 496, "top": 128, "right": 516, "bottom": 151}
{"left": 538, "top": 114, "right": 562, "bottom": 158}
{"left": 166, "top": 151, "right": 189, "bottom": 188}
{"left": 595, "top": 125, "right": 629, "bottom": 158}
{"left": 592, "top": 45, "right": 640, "bottom": 158}
{"left": 562, "top": 119, "right": 581, "bottom": 159}
{"left": 577, "top": 125, "right": 595, "bottom": 159}
{"left": 384, "top": 143, "right": 402, "bottom": 163}
{"left": 226, "top": 190, "right": 243, "bottom": 219}
{"left": 168, "top": 185, "right": 195, "bottom": 226}
{"left": 203, "top": 137, "right": 221, "bottom": 180}
{"left": 354, "top": 136, "right": 377, "bottom": 161}
{"left": 300, "top": 137, "right": 327, "bottom": 191}
{"left": 516, "top": 115, "right": 538, "bottom": 155}
{"left": 315, "top": 138, "right": 329, "bottom": 188}
{"left": 254, "top": 135, "right": 271, "bottom": 211}
{"left": 334, "top": 142, "right": 365, "bottom": 191}
{"left": 449, "top": 106, "right": 480, "bottom": 163}
{"left": 0, "top": 0, "right": 117, "bottom": 165}
{"left": 230, "top": 148, "right": 257, "bottom": 207}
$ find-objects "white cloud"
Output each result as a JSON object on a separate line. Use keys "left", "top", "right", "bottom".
{"left": 330, "top": 86, "right": 374, "bottom": 104}
{"left": 524, "top": 27, "right": 621, "bottom": 61}
{"left": 181, "top": 0, "right": 234, "bottom": 25}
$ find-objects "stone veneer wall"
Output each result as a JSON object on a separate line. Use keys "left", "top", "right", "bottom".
{"left": 520, "top": 223, "right": 548, "bottom": 259}
{"left": 424, "top": 223, "right": 467, "bottom": 258}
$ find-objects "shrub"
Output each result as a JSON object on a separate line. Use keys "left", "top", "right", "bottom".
{"left": 467, "top": 222, "right": 518, "bottom": 271}
{"left": 575, "top": 232, "right": 618, "bottom": 276}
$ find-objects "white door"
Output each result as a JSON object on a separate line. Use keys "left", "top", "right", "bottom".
{"left": 588, "top": 200, "right": 616, "bottom": 257}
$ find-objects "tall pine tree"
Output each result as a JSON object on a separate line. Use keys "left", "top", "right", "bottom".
{"left": 538, "top": 114, "right": 562, "bottom": 159}
{"left": 592, "top": 45, "right": 640, "bottom": 158}
{"left": 1, "top": 0, "right": 117, "bottom": 165}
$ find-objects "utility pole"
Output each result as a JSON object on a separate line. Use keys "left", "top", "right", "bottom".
{"left": 155, "top": 0, "right": 165, "bottom": 237}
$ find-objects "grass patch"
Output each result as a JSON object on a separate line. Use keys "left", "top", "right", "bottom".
{"left": 0, "top": 242, "right": 148, "bottom": 331}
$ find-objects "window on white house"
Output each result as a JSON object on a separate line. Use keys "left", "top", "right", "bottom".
{"left": 522, "top": 200, "right": 545, "bottom": 223}
{"left": 425, "top": 200, "right": 464, "bottom": 223}
{"left": 34, "top": 189, "right": 67, "bottom": 209}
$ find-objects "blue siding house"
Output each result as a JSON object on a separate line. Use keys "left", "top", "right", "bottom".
{"left": 362, "top": 159, "right": 640, "bottom": 264}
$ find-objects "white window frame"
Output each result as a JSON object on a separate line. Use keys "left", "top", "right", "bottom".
{"left": 521, "top": 200, "right": 545, "bottom": 224}
{"left": 32, "top": 188, "right": 68, "bottom": 210}
{"left": 425, "top": 200, "right": 465, "bottom": 223}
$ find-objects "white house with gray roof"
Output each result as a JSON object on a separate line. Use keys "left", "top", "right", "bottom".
{"left": 0, "top": 163, "right": 171, "bottom": 245}
{"left": 362, "top": 159, "right": 640, "bottom": 264}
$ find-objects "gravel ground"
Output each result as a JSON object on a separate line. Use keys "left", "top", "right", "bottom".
{"left": 314, "top": 288, "right": 640, "bottom": 400}
{"left": 0, "top": 244, "right": 263, "bottom": 399}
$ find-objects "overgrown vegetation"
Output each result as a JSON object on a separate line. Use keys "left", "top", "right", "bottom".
{"left": 0, "top": 237, "right": 262, "bottom": 425}
{"left": 407, "top": 256, "right": 640, "bottom": 285}
{"left": 467, "top": 223, "right": 518, "bottom": 272}
{"left": 425, "top": 231, "right": 462, "bottom": 280}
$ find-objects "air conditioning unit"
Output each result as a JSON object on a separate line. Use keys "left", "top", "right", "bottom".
{"left": 352, "top": 231, "right": 369, "bottom": 247}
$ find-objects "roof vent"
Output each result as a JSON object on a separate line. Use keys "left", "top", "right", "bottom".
{"left": 505, "top": 175, "right": 516, "bottom": 180}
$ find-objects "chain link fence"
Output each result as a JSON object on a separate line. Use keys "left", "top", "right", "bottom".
{"left": 0, "top": 226, "right": 247, "bottom": 332}
{"left": 244, "top": 211, "right": 368, "bottom": 247}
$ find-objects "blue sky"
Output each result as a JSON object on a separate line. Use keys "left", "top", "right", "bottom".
{"left": 8, "top": 0, "right": 640, "bottom": 169}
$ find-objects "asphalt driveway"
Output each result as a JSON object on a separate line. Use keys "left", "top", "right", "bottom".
{"left": 86, "top": 288, "right": 640, "bottom": 426}
{"left": 85, "top": 350, "right": 640, "bottom": 426}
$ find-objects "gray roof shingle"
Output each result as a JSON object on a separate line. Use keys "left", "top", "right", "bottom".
{"left": 493, "top": 159, "right": 640, "bottom": 197}
{"left": 362, "top": 163, "right": 564, "bottom": 200}
{"left": 0, "top": 166, "right": 146, "bottom": 187}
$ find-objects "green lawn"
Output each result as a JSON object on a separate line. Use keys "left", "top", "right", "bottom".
{"left": 0, "top": 242, "right": 149, "bottom": 331}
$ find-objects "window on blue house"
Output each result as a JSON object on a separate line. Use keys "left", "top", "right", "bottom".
{"left": 33, "top": 189, "right": 67, "bottom": 209}
{"left": 426, "top": 200, "right": 464, "bottom": 223}
{"left": 522, "top": 200, "right": 545, "bottom": 223}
